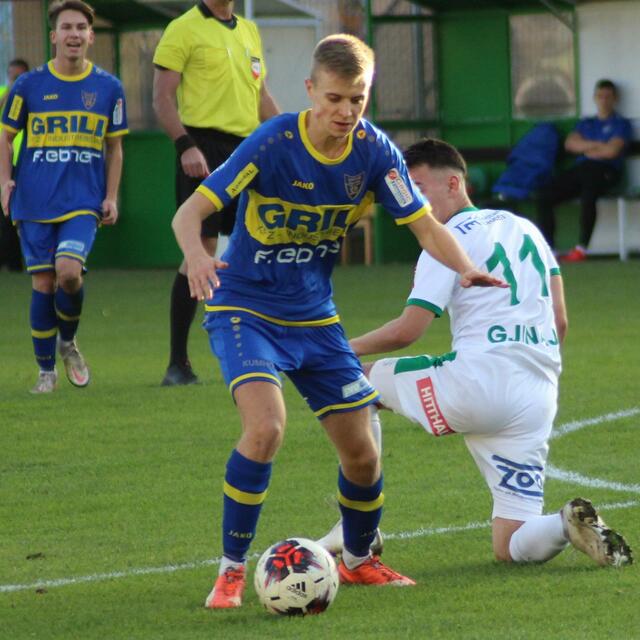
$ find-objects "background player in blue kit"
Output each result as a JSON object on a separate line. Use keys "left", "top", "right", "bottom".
{"left": 536, "top": 79, "right": 632, "bottom": 262}
{"left": 0, "top": 0, "right": 128, "bottom": 393}
{"left": 172, "top": 34, "right": 505, "bottom": 609}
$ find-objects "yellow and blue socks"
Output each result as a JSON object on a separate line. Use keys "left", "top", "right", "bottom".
{"left": 55, "top": 286, "right": 83, "bottom": 342}
{"left": 222, "top": 449, "right": 271, "bottom": 565}
{"left": 338, "top": 468, "right": 384, "bottom": 559}
{"left": 30, "top": 290, "right": 57, "bottom": 371}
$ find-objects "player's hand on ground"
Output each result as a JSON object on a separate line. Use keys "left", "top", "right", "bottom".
{"left": 101, "top": 198, "right": 119, "bottom": 225}
{"left": 180, "top": 147, "right": 210, "bottom": 179}
{"left": 1, "top": 179, "right": 15, "bottom": 217}
{"left": 187, "top": 255, "right": 229, "bottom": 301}
{"left": 459, "top": 269, "right": 508, "bottom": 288}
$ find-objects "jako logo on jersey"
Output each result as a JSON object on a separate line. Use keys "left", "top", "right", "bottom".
{"left": 344, "top": 172, "right": 365, "bottom": 200}
{"left": 416, "top": 377, "right": 454, "bottom": 436}
{"left": 384, "top": 168, "right": 413, "bottom": 207}
{"left": 27, "top": 111, "right": 108, "bottom": 150}
{"left": 43, "top": 94, "right": 59, "bottom": 101}
{"left": 292, "top": 180, "right": 314, "bottom": 190}
{"left": 492, "top": 455, "right": 543, "bottom": 497}
{"left": 245, "top": 193, "right": 371, "bottom": 246}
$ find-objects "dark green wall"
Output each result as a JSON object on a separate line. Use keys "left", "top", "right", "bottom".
{"left": 90, "top": 131, "right": 180, "bottom": 268}
{"left": 374, "top": 8, "right": 579, "bottom": 263}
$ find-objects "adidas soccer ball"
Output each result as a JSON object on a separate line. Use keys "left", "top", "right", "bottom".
{"left": 254, "top": 537, "right": 339, "bottom": 616}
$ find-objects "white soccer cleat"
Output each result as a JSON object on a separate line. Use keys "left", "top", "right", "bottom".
{"left": 316, "top": 519, "right": 384, "bottom": 557}
{"left": 561, "top": 497, "right": 633, "bottom": 567}
{"left": 58, "top": 337, "right": 90, "bottom": 387}
{"left": 30, "top": 369, "right": 58, "bottom": 394}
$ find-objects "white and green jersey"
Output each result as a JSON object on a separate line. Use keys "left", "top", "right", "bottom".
{"left": 408, "top": 207, "right": 562, "bottom": 382}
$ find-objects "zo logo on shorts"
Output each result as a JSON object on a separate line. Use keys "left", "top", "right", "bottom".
{"left": 492, "top": 455, "right": 543, "bottom": 497}
{"left": 416, "top": 377, "right": 454, "bottom": 436}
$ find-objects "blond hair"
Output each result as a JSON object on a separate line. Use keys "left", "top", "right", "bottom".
{"left": 310, "top": 34, "right": 375, "bottom": 83}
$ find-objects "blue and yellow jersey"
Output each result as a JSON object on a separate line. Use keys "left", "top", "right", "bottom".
{"left": 198, "top": 111, "right": 430, "bottom": 325}
{"left": 0, "top": 61, "right": 128, "bottom": 222}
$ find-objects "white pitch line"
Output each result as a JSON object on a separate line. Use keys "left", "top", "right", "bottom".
{"left": 1, "top": 408, "right": 638, "bottom": 595}
{"left": 550, "top": 407, "right": 639, "bottom": 440}
{"left": 547, "top": 464, "right": 640, "bottom": 494}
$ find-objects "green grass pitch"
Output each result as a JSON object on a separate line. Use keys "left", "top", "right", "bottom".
{"left": 1, "top": 260, "right": 638, "bottom": 639}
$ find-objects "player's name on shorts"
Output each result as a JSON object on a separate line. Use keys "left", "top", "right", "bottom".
{"left": 487, "top": 324, "right": 559, "bottom": 347}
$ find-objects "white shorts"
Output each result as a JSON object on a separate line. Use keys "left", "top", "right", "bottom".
{"left": 369, "top": 351, "right": 558, "bottom": 520}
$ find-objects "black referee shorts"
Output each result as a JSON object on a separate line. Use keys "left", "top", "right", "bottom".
{"left": 176, "top": 126, "right": 245, "bottom": 238}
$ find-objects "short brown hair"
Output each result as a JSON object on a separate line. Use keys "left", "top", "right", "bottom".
{"left": 311, "top": 34, "right": 375, "bottom": 82}
{"left": 48, "top": 0, "right": 95, "bottom": 28}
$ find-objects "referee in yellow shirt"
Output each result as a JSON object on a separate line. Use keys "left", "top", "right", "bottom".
{"left": 153, "top": 0, "right": 279, "bottom": 386}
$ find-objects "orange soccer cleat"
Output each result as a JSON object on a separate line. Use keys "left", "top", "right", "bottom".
{"left": 338, "top": 556, "right": 416, "bottom": 586}
{"left": 204, "top": 566, "right": 246, "bottom": 609}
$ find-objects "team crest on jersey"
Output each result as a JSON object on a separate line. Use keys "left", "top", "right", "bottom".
{"left": 344, "top": 172, "right": 365, "bottom": 200}
{"left": 250, "top": 56, "right": 261, "bottom": 79}
{"left": 81, "top": 91, "right": 97, "bottom": 110}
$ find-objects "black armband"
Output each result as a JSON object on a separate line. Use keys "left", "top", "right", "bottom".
{"left": 174, "top": 134, "right": 196, "bottom": 156}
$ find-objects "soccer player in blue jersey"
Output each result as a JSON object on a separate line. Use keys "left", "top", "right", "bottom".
{"left": 172, "top": 33, "right": 505, "bottom": 609}
{"left": 0, "top": 0, "right": 128, "bottom": 393}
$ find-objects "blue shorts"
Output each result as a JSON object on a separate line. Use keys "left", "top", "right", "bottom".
{"left": 205, "top": 311, "right": 379, "bottom": 419}
{"left": 18, "top": 215, "right": 99, "bottom": 273}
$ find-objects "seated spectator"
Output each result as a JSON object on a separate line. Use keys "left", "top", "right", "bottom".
{"left": 536, "top": 79, "right": 632, "bottom": 262}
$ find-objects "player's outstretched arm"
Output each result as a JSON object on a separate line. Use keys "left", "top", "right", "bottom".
{"left": 350, "top": 305, "right": 435, "bottom": 357}
{"left": 172, "top": 192, "right": 228, "bottom": 301}
{"left": 550, "top": 274, "right": 568, "bottom": 345}
{"left": 0, "top": 128, "right": 16, "bottom": 217}
{"left": 408, "top": 213, "right": 507, "bottom": 288}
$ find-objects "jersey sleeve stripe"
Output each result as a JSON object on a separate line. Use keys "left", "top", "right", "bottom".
{"left": 196, "top": 185, "right": 224, "bottom": 210}
{"left": 1, "top": 123, "right": 19, "bottom": 134}
{"left": 406, "top": 298, "right": 443, "bottom": 317}
{"left": 549, "top": 267, "right": 561, "bottom": 276}
{"left": 395, "top": 204, "right": 430, "bottom": 226}
{"left": 105, "top": 129, "right": 129, "bottom": 137}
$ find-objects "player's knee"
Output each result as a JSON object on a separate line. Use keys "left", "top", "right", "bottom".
{"left": 342, "top": 449, "right": 379, "bottom": 486}
{"left": 56, "top": 262, "right": 82, "bottom": 292}
{"left": 248, "top": 418, "right": 284, "bottom": 457}
{"left": 32, "top": 272, "right": 55, "bottom": 294}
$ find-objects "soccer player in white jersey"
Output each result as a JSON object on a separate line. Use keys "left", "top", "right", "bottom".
{"left": 319, "top": 138, "right": 632, "bottom": 568}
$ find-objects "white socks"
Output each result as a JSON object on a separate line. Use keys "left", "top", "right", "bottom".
{"left": 219, "top": 556, "right": 245, "bottom": 575}
{"left": 370, "top": 406, "right": 382, "bottom": 455}
{"left": 342, "top": 548, "right": 370, "bottom": 570}
{"left": 508, "top": 513, "right": 568, "bottom": 563}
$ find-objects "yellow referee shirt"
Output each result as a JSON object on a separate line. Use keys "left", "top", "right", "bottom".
{"left": 153, "top": 4, "right": 265, "bottom": 137}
